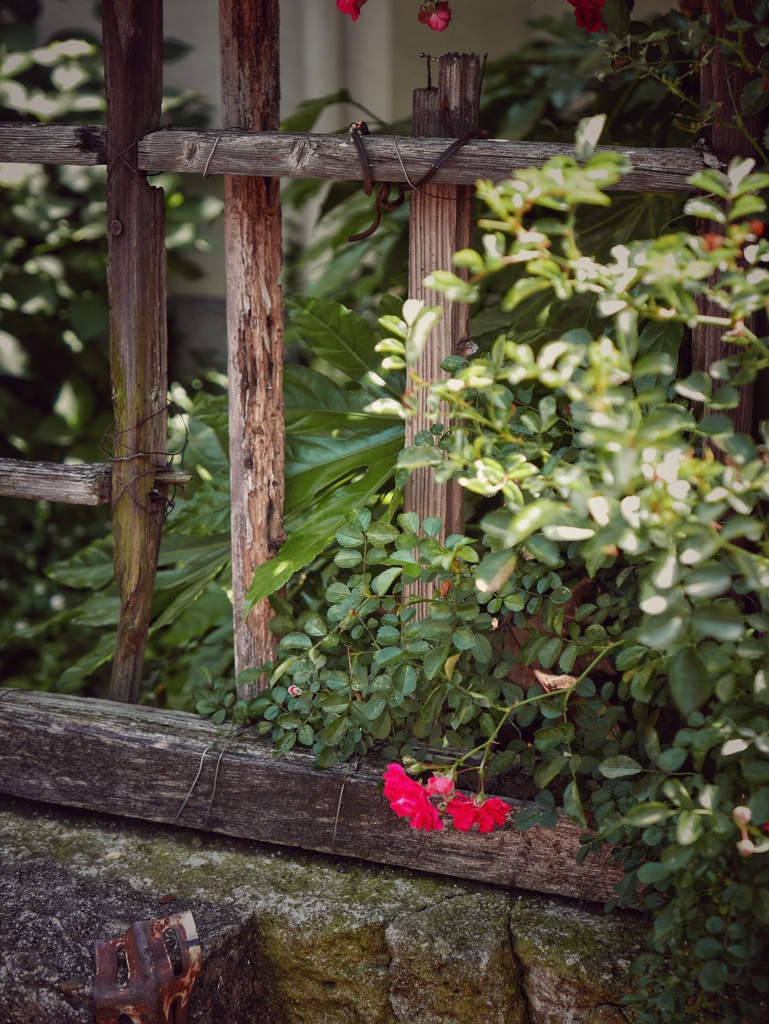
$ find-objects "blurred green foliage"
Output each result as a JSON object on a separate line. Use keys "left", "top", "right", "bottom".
{"left": 0, "top": 2, "right": 222, "bottom": 695}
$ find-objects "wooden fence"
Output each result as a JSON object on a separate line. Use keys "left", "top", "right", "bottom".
{"left": 0, "top": 0, "right": 761, "bottom": 901}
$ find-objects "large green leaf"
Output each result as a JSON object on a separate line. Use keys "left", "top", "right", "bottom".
{"left": 287, "top": 296, "right": 400, "bottom": 397}
{"left": 166, "top": 467, "right": 231, "bottom": 536}
{"left": 46, "top": 536, "right": 114, "bottom": 590}
{"left": 245, "top": 449, "right": 400, "bottom": 608}
{"left": 284, "top": 365, "right": 386, "bottom": 433}
{"left": 286, "top": 431, "right": 401, "bottom": 513}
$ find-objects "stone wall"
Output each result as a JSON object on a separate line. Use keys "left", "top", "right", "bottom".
{"left": 0, "top": 795, "right": 646, "bottom": 1024}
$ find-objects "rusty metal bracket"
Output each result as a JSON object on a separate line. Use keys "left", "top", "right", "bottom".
{"left": 93, "top": 910, "right": 202, "bottom": 1024}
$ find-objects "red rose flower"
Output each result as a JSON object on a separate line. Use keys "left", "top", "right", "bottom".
{"left": 445, "top": 793, "right": 512, "bottom": 833}
{"left": 566, "top": 0, "right": 608, "bottom": 33}
{"left": 336, "top": 0, "right": 368, "bottom": 21}
{"left": 418, "top": 1, "right": 452, "bottom": 31}
{"left": 383, "top": 763, "right": 443, "bottom": 831}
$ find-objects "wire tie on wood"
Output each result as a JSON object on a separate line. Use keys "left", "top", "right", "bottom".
{"left": 174, "top": 724, "right": 249, "bottom": 827}
{"left": 411, "top": 128, "right": 489, "bottom": 190}
{"left": 202, "top": 126, "right": 245, "bottom": 178}
{"left": 331, "top": 756, "right": 364, "bottom": 853}
{"left": 203, "top": 725, "right": 250, "bottom": 828}
{"left": 106, "top": 137, "right": 142, "bottom": 174}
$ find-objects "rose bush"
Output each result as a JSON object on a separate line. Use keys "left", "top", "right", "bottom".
{"left": 229, "top": 129, "right": 769, "bottom": 1021}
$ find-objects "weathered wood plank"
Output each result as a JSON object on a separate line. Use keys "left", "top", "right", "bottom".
{"left": 405, "top": 55, "right": 477, "bottom": 564}
{"left": 0, "top": 458, "right": 112, "bottom": 504}
{"left": 220, "top": 0, "right": 285, "bottom": 693}
{"left": 0, "top": 122, "right": 106, "bottom": 164}
{"left": 103, "top": 0, "right": 168, "bottom": 703}
{"left": 139, "top": 128, "right": 709, "bottom": 192}
{"left": 0, "top": 458, "right": 189, "bottom": 505}
{"left": 0, "top": 121, "right": 712, "bottom": 193}
{"left": 0, "top": 689, "right": 624, "bottom": 904}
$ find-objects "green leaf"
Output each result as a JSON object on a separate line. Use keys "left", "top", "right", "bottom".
{"left": 690, "top": 602, "right": 745, "bottom": 642}
{"left": 55, "top": 631, "right": 116, "bottom": 692}
{"left": 682, "top": 198, "right": 726, "bottom": 225}
{"left": 537, "top": 636, "right": 563, "bottom": 669}
{"left": 482, "top": 501, "right": 565, "bottom": 549}
{"left": 372, "top": 566, "right": 402, "bottom": 596}
{"left": 683, "top": 566, "right": 732, "bottom": 599}
{"left": 475, "top": 550, "right": 517, "bottom": 594}
{"left": 602, "top": 0, "right": 630, "bottom": 36}
{"left": 168, "top": 468, "right": 231, "bottom": 535}
{"left": 280, "top": 88, "right": 353, "bottom": 132}
{"left": 636, "top": 614, "right": 685, "bottom": 650}
{"left": 363, "top": 695, "right": 387, "bottom": 721}
{"left": 623, "top": 803, "right": 674, "bottom": 827}
{"left": 404, "top": 304, "right": 443, "bottom": 363}
{"left": 336, "top": 523, "right": 365, "bottom": 548}
{"left": 676, "top": 809, "right": 703, "bottom": 846}
{"left": 599, "top": 755, "right": 643, "bottom": 778}
{"left": 668, "top": 646, "right": 713, "bottom": 716}
{"left": 321, "top": 715, "right": 349, "bottom": 746}
{"left": 615, "top": 646, "right": 649, "bottom": 671}
{"left": 367, "top": 521, "right": 400, "bottom": 546}
{"left": 563, "top": 780, "right": 587, "bottom": 829}
{"left": 698, "top": 960, "right": 728, "bottom": 993}
{"left": 279, "top": 632, "right": 313, "bottom": 651}
{"left": 420, "top": 681, "right": 450, "bottom": 721}
{"left": 657, "top": 748, "right": 688, "bottom": 772}
{"left": 502, "top": 276, "right": 551, "bottom": 312}
{"left": 422, "top": 516, "right": 443, "bottom": 539}
{"left": 423, "top": 645, "right": 451, "bottom": 681}
{"left": 636, "top": 861, "right": 672, "bottom": 884}
{"left": 674, "top": 370, "right": 712, "bottom": 402}
{"left": 740, "top": 76, "right": 769, "bottom": 117}
{"left": 46, "top": 537, "right": 114, "bottom": 590}
{"left": 287, "top": 295, "right": 398, "bottom": 394}
{"left": 514, "top": 807, "right": 542, "bottom": 832}
{"left": 636, "top": 405, "right": 696, "bottom": 442}
{"left": 699, "top": 414, "right": 734, "bottom": 437}
{"left": 535, "top": 755, "right": 567, "bottom": 788}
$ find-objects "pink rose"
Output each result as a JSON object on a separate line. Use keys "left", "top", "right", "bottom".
{"left": 287, "top": 685, "right": 302, "bottom": 697}
{"left": 737, "top": 838, "right": 755, "bottom": 856}
{"left": 418, "top": 1, "right": 452, "bottom": 31}
{"left": 383, "top": 763, "right": 443, "bottom": 832}
{"left": 336, "top": 0, "right": 368, "bottom": 20}
{"left": 565, "top": 0, "right": 607, "bottom": 33}
{"left": 445, "top": 793, "right": 511, "bottom": 833}
{"left": 426, "top": 774, "right": 455, "bottom": 797}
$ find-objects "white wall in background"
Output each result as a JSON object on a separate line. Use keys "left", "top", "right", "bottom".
{"left": 39, "top": 0, "right": 656, "bottom": 125}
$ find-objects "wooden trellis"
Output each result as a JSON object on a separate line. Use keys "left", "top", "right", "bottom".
{"left": 0, "top": 0, "right": 763, "bottom": 899}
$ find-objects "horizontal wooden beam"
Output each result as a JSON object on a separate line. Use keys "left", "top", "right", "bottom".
{"left": 0, "top": 122, "right": 106, "bottom": 164}
{"left": 0, "top": 458, "right": 111, "bottom": 504}
{"left": 0, "top": 122, "right": 709, "bottom": 191}
{"left": 138, "top": 128, "right": 707, "bottom": 191}
{"left": 0, "top": 689, "right": 623, "bottom": 904}
{"left": 0, "top": 458, "right": 189, "bottom": 505}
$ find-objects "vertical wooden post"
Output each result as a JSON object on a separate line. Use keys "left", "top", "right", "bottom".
{"left": 694, "top": 0, "right": 768, "bottom": 435}
{"left": 219, "top": 0, "right": 285, "bottom": 694}
{"left": 405, "top": 53, "right": 480, "bottom": 550}
{"left": 103, "top": 0, "right": 167, "bottom": 703}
